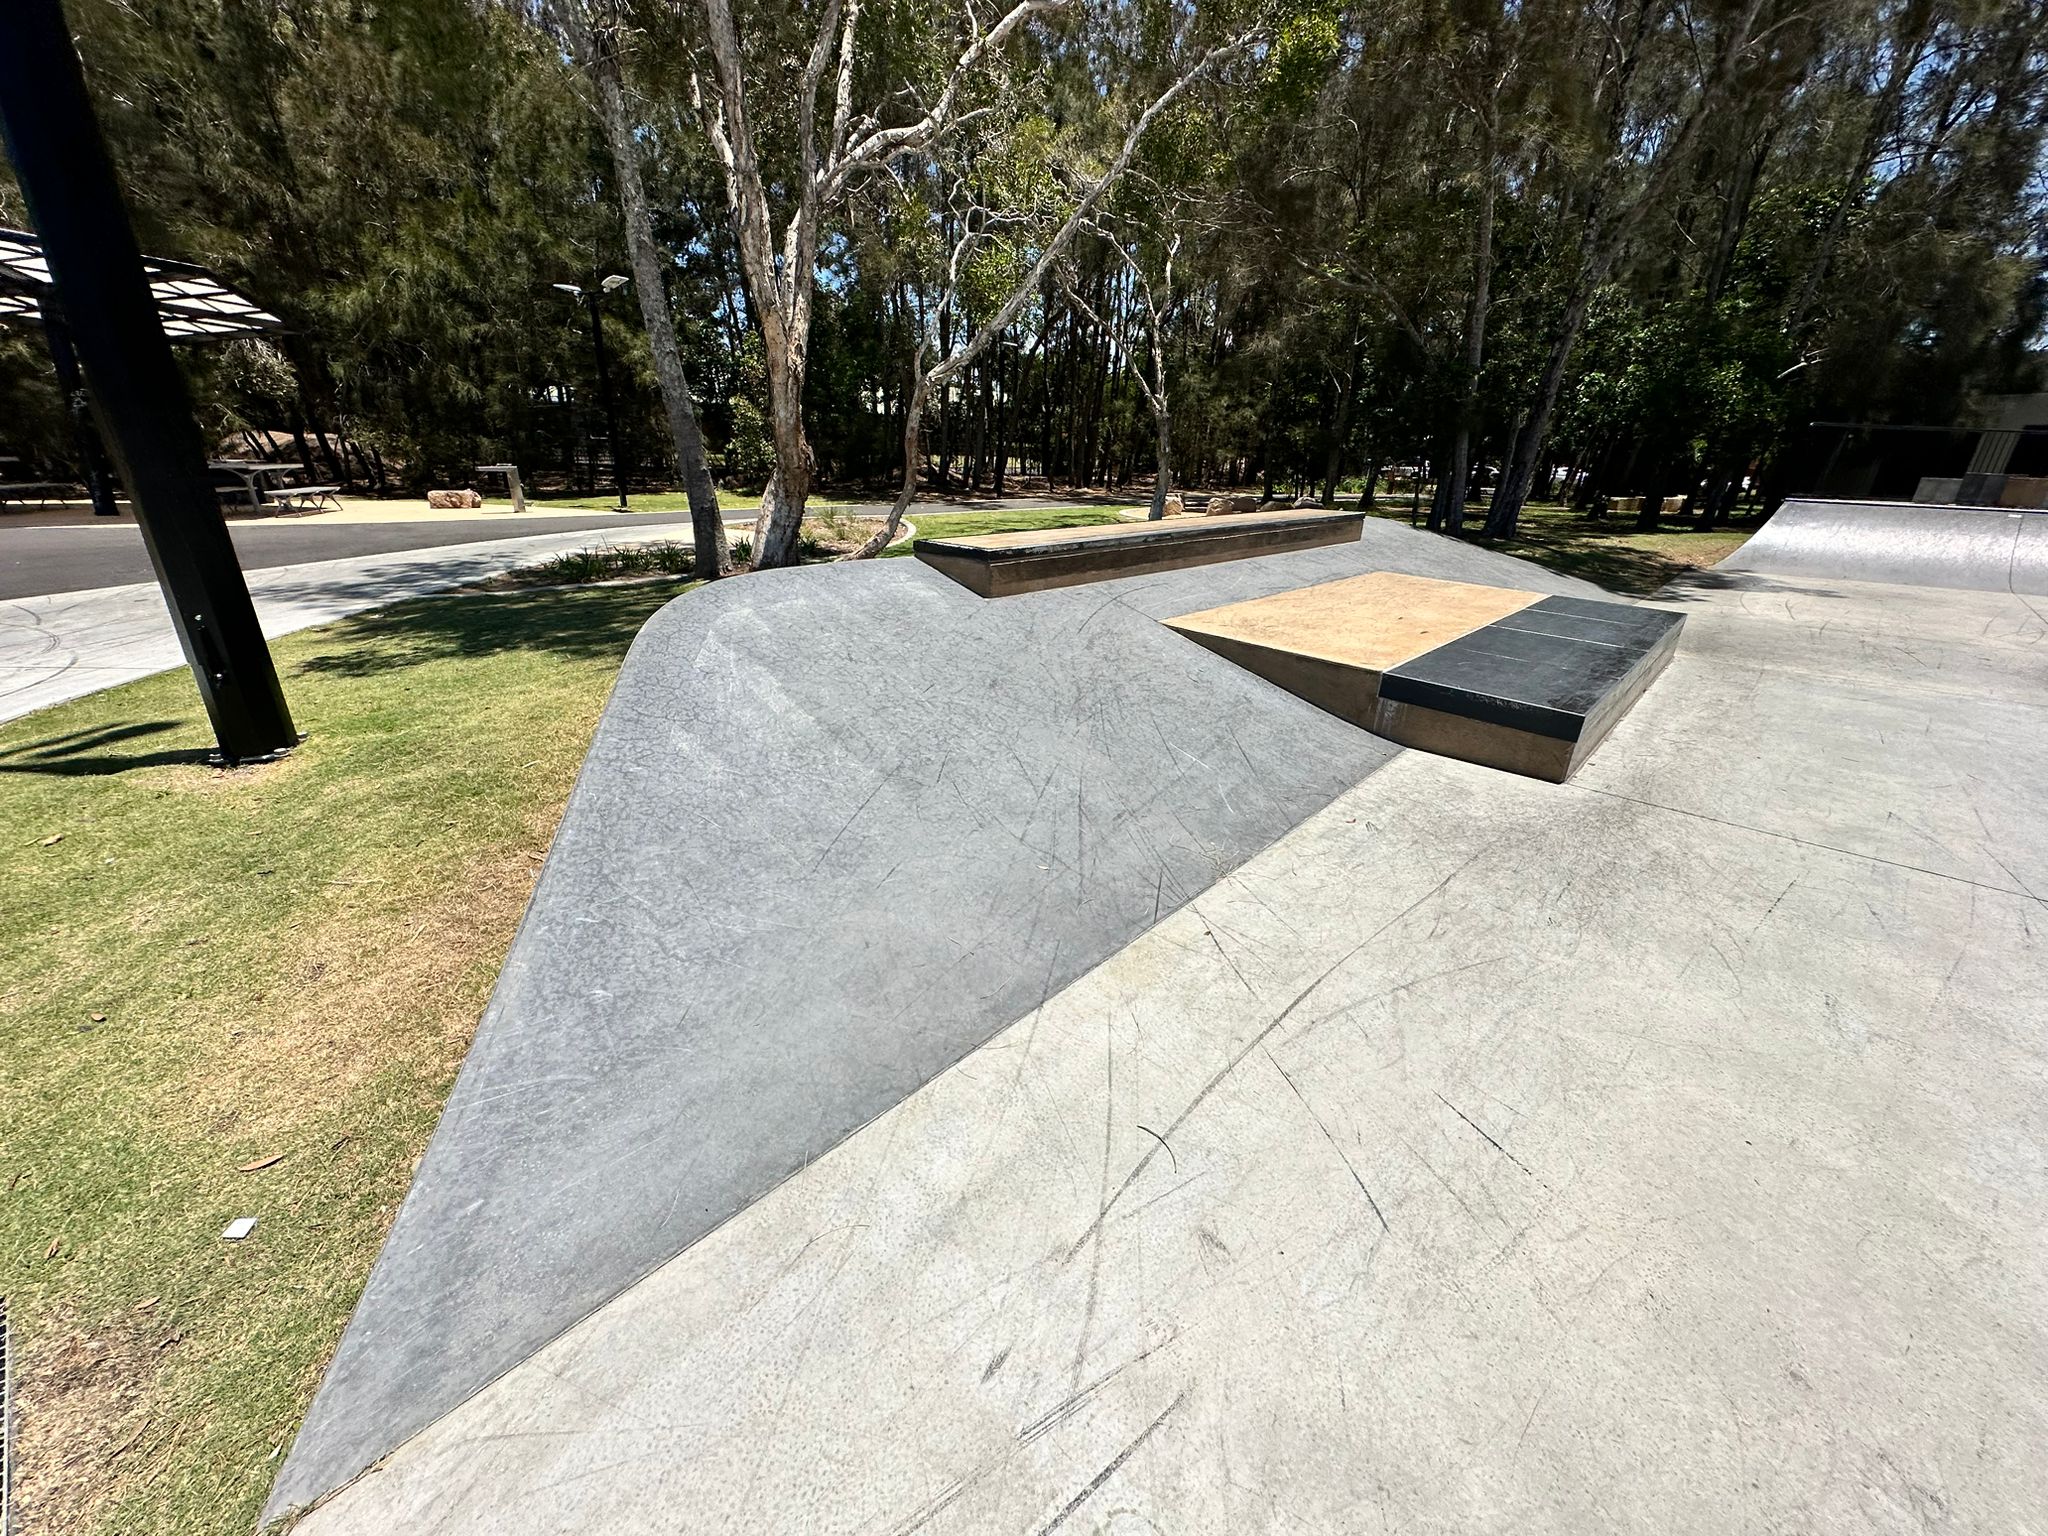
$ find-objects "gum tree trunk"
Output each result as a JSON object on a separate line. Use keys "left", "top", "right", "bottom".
{"left": 587, "top": 18, "right": 728, "bottom": 575}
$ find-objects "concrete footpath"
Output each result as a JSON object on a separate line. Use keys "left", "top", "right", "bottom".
{"left": 0, "top": 524, "right": 706, "bottom": 725}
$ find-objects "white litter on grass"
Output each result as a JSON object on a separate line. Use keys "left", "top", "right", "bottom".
{"left": 221, "top": 1217, "right": 257, "bottom": 1241}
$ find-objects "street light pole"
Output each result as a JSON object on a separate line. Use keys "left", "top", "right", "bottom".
{"left": 554, "top": 275, "right": 631, "bottom": 510}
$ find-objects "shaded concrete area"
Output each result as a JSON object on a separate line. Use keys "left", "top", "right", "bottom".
{"left": 290, "top": 568, "right": 2048, "bottom": 1534}
{"left": 266, "top": 523, "right": 1607, "bottom": 1519}
{"left": 1724, "top": 496, "right": 2048, "bottom": 595}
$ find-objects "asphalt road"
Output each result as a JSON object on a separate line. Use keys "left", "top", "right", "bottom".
{"left": 0, "top": 510, "right": 697, "bottom": 599}
{"left": 0, "top": 495, "right": 1125, "bottom": 599}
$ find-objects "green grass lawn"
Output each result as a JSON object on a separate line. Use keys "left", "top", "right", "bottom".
{"left": 0, "top": 583, "right": 683, "bottom": 1536}
{"left": 1367, "top": 498, "right": 1757, "bottom": 595}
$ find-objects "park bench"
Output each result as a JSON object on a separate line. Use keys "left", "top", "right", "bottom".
{"left": 0, "top": 481, "right": 73, "bottom": 509}
{"left": 269, "top": 483, "right": 341, "bottom": 514}
{"left": 475, "top": 462, "right": 527, "bottom": 513}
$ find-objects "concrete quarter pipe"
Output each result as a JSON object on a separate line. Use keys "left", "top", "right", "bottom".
{"left": 1722, "top": 496, "right": 2048, "bottom": 594}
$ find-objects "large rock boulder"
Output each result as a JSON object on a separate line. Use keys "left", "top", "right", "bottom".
{"left": 1206, "top": 492, "right": 1261, "bottom": 515}
{"left": 1161, "top": 493, "right": 1184, "bottom": 518}
{"left": 429, "top": 488, "right": 484, "bottom": 510}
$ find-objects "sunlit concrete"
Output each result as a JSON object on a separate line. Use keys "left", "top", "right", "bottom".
{"left": 280, "top": 550, "right": 2048, "bottom": 1533}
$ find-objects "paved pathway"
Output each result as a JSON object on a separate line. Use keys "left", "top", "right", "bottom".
{"left": 0, "top": 510, "right": 699, "bottom": 599}
{"left": 0, "top": 524, "right": 701, "bottom": 725}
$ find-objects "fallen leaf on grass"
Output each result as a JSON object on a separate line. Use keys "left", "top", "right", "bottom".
{"left": 45, "top": 1237, "right": 62, "bottom": 1259}
{"left": 39, "top": 833, "right": 64, "bottom": 846}
{"left": 90, "top": 1012, "right": 106, "bottom": 1023}
{"left": 136, "top": 1296, "right": 158, "bottom": 1311}
{"left": 237, "top": 1154, "right": 285, "bottom": 1173}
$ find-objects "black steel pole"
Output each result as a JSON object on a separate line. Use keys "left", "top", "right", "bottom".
{"left": 0, "top": 0, "right": 297, "bottom": 761}
{"left": 587, "top": 289, "right": 627, "bottom": 509}
{"left": 38, "top": 296, "right": 121, "bottom": 518}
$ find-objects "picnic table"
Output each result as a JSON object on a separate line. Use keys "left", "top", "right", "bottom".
{"left": 209, "top": 460, "right": 340, "bottom": 514}
{"left": 0, "top": 481, "right": 75, "bottom": 510}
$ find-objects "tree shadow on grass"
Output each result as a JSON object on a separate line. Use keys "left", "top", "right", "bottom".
{"left": 1365, "top": 504, "right": 1765, "bottom": 596}
{"left": 1481, "top": 531, "right": 1695, "bottom": 596}
{"left": 293, "top": 584, "right": 685, "bottom": 679}
{"left": 0, "top": 719, "right": 214, "bottom": 777}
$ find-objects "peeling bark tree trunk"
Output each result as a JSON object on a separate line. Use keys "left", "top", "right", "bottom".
{"left": 586, "top": 11, "right": 728, "bottom": 575}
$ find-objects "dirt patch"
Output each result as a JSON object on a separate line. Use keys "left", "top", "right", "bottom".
{"left": 10, "top": 1314, "right": 165, "bottom": 1536}
{"left": 165, "top": 830, "right": 554, "bottom": 1151}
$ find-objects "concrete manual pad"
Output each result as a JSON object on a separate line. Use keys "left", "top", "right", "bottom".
{"left": 290, "top": 563, "right": 2048, "bottom": 1534}
{"left": 264, "top": 519, "right": 1608, "bottom": 1522}
{"left": 914, "top": 507, "right": 1365, "bottom": 596}
{"left": 1168, "top": 575, "right": 1680, "bottom": 781}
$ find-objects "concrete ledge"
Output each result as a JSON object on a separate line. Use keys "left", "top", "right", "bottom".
{"left": 914, "top": 509, "right": 1366, "bottom": 596}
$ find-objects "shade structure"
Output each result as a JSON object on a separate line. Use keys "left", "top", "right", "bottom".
{"left": 0, "top": 224, "right": 282, "bottom": 340}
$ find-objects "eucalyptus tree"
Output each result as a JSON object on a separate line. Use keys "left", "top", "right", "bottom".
{"left": 540, "top": 0, "right": 728, "bottom": 574}
{"left": 1486, "top": 0, "right": 1776, "bottom": 536}
{"left": 689, "top": 0, "right": 1062, "bottom": 566}
{"left": 846, "top": 20, "right": 1263, "bottom": 557}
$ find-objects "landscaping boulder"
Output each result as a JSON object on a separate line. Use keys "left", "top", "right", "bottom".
{"left": 429, "top": 489, "right": 484, "bottom": 510}
{"left": 1207, "top": 492, "right": 1261, "bottom": 515}
{"left": 1161, "top": 494, "right": 1184, "bottom": 518}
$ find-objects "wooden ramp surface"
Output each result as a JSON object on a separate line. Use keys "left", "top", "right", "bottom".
{"left": 1167, "top": 572, "right": 1681, "bottom": 782}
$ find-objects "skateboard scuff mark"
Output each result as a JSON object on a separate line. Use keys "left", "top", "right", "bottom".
{"left": 1036, "top": 1387, "right": 1189, "bottom": 1534}
{"left": 1433, "top": 1091, "right": 1540, "bottom": 1180}
{"left": 1063, "top": 852, "right": 1480, "bottom": 1262}
{"left": 1263, "top": 1047, "right": 1388, "bottom": 1232}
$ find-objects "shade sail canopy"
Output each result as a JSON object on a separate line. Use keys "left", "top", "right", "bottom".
{"left": 0, "top": 225, "right": 282, "bottom": 339}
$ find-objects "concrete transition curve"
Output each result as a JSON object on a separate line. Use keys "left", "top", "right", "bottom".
{"left": 264, "top": 519, "right": 1605, "bottom": 1521}
{"left": 1722, "top": 495, "right": 2048, "bottom": 594}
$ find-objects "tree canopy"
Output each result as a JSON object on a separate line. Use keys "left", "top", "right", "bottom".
{"left": 3, "top": 0, "right": 2043, "bottom": 539}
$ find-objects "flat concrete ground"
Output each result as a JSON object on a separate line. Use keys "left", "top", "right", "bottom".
{"left": 279, "top": 536, "right": 2048, "bottom": 1532}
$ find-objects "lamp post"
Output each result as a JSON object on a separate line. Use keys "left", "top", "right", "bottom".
{"left": 553, "top": 274, "right": 630, "bottom": 509}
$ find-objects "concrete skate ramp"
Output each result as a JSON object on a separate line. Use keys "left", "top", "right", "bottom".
{"left": 1722, "top": 497, "right": 2048, "bottom": 594}
{"left": 267, "top": 518, "right": 1608, "bottom": 1521}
